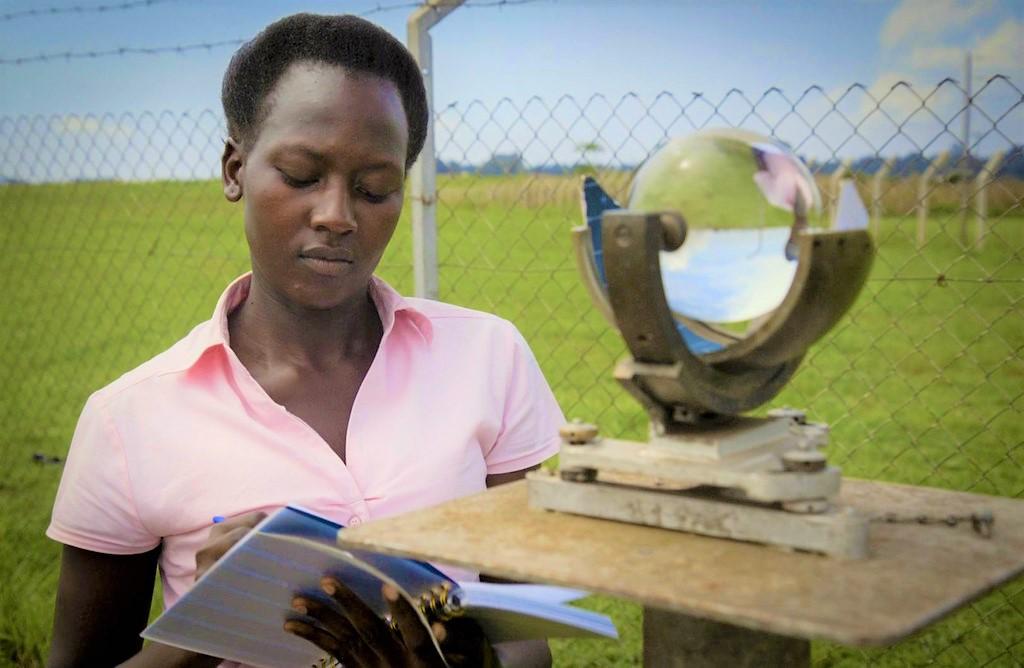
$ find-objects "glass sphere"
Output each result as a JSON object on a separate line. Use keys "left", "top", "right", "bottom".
{"left": 628, "top": 128, "right": 822, "bottom": 230}
{"left": 627, "top": 129, "right": 822, "bottom": 326}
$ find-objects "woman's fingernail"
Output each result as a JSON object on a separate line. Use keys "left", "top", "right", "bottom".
{"left": 291, "top": 598, "right": 308, "bottom": 615}
{"left": 321, "top": 579, "right": 337, "bottom": 595}
{"left": 383, "top": 584, "right": 399, "bottom": 602}
{"left": 284, "top": 621, "right": 299, "bottom": 633}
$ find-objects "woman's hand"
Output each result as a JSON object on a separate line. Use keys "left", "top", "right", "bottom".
{"left": 285, "top": 578, "right": 496, "bottom": 668}
{"left": 193, "top": 511, "right": 267, "bottom": 581}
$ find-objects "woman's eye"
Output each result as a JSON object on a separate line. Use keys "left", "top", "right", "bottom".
{"left": 277, "top": 169, "right": 317, "bottom": 188}
{"left": 356, "top": 186, "right": 389, "bottom": 204}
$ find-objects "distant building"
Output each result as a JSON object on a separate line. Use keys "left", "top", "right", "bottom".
{"left": 479, "top": 153, "right": 525, "bottom": 175}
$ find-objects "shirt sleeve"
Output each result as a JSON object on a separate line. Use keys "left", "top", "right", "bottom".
{"left": 483, "top": 326, "right": 565, "bottom": 475}
{"left": 46, "top": 393, "right": 160, "bottom": 554}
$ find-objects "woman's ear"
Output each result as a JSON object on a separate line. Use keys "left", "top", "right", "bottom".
{"left": 222, "top": 137, "right": 244, "bottom": 202}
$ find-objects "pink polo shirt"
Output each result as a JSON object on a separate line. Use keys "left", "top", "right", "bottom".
{"left": 47, "top": 274, "right": 563, "bottom": 608}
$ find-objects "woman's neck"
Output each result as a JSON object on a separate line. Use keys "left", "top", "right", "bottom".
{"left": 227, "top": 276, "right": 383, "bottom": 373}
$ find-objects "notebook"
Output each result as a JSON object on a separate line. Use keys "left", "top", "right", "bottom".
{"left": 143, "top": 505, "right": 617, "bottom": 668}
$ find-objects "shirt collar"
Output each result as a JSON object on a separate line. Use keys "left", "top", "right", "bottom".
{"left": 368, "top": 274, "right": 434, "bottom": 343}
{"left": 174, "top": 272, "right": 433, "bottom": 372}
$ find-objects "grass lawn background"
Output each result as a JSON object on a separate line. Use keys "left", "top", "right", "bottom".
{"left": 0, "top": 175, "right": 1021, "bottom": 666}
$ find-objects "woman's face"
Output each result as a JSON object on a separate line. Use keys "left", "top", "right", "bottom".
{"left": 223, "top": 62, "right": 409, "bottom": 311}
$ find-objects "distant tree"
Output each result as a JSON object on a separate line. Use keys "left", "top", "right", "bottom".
{"left": 575, "top": 140, "right": 604, "bottom": 175}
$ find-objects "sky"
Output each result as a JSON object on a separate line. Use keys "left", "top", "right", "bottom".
{"left": 0, "top": 0, "right": 1021, "bottom": 178}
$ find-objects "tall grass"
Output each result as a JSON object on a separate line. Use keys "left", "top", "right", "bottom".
{"left": 433, "top": 170, "right": 1024, "bottom": 220}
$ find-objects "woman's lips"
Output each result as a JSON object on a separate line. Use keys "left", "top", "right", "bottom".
{"left": 298, "top": 248, "right": 354, "bottom": 277}
{"left": 299, "top": 256, "right": 352, "bottom": 277}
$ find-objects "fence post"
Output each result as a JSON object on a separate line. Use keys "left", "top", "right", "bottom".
{"left": 974, "top": 150, "right": 1005, "bottom": 250}
{"left": 916, "top": 150, "right": 950, "bottom": 249}
{"left": 407, "top": 0, "right": 464, "bottom": 300}
{"left": 829, "top": 159, "right": 851, "bottom": 223}
{"left": 871, "top": 157, "right": 895, "bottom": 238}
{"left": 959, "top": 51, "right": 973, "bottom": 249}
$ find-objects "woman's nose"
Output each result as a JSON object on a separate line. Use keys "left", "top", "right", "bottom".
{"left": 310, "top": 183, "right": 357, "bottom": 234}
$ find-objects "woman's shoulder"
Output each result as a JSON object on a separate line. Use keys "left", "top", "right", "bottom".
{"left": 88, "top": 320, "right": 218, "bottom": 408}
{"left": 402, "top": 297, "right": 529, "bottom": 345}
{"left": 405, "top": 296, "right": 509, "bottom": 323}
{"left": 373, "top": 277, "right": 520, "bottom": 339}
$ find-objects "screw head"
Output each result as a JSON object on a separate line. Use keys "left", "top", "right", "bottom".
{"left": 614, "top": 224, "right": 633, "bottom": 248}
{"left": 659, "top": 212, "right": 687, "bottom": 250}
{"left": 559, "top": 421, "right": 599, "bottom": 445}
{"left": 768, "top": 407, "right": 807, "bottom": 424}
{"left": 782, "top": 498, "right": 829, "bottom": 514}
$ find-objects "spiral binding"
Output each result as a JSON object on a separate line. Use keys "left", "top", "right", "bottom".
{"left": 381, "top": 582, "right": 463, "bottom": 632}
{"left": 420, "top": 582, "right": 463, "bottom": 622}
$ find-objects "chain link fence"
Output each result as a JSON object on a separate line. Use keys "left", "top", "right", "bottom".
{"left": 1, "top": 75, "right": 1021, "bottom": 665}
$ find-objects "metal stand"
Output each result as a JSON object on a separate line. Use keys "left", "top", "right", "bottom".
{"left": 527, "top": 207, "right": 878, "bottom": 560}
{"left": 643, "top": 608, "right": 809, "bottom": 668}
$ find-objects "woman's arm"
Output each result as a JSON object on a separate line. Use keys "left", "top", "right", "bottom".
{"left": 47, "top": 545, "right": 218, "bottom": 668}
{"left": 484, "top": 465, "right": 538, "bottom": 489}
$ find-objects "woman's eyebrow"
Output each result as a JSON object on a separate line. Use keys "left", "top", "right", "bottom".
{"left": 360, "top": 161, "right": 404, "bottom": 175}
{"left": 272, "top": 144, "right": 402, "bottom": 174}
{"left": 272, "top": 144, "right": 325, "bottom": 162}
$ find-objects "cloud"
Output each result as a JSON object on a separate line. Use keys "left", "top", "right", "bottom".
{"left": 973, "top": 18, "right": 1024, "bottom": 74}
{"left": 908, "top": 18, "right": 1023, "bottom": 74}
{"left": 909, "top": 45, "right": 964, "bottom": 70}
{"left": 817, "top": 73, "right": 937, "bottom": 121}
{"left": 859, "top": 72, "right": 933, "bottom": 117}
{"left": 828, "top": 72, "right": 963, "bottom": 155}
{"left": 881, "top": 0, "right": 996, "bottom": 48}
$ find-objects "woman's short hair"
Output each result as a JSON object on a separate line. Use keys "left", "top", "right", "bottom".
{"left": 222, "top": 13, "right": 428, "bottom": 169}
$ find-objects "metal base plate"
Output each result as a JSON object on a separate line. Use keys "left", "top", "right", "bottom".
{"left": 527, "top": 471, "right": 869, "bottom": 559}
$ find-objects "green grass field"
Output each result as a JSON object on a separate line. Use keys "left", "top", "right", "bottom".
{"left": 0, "top": 175, "right": 1021, "bottom": 666}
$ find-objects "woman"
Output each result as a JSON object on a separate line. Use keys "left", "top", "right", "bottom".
{"left": 46, "top": 13, "right": 561, "bottom": 667}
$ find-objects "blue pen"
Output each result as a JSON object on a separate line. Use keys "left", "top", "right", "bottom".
{"left": 212, "top": 515, "right": 225, "bottom": 524}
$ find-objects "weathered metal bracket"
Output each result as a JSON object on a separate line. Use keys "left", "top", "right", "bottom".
{"left": 599, "top": 210, "right": 873, "bottom": 417}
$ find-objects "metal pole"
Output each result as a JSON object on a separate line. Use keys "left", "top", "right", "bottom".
{"left": 871, "top": 157, "right": 895, "bottom": 238}
{"left": 974, "top": 150, "right": 1005, "bottom": 250}
{"left": 643, "top": 607, "right": 810, "bottom": 668}
{"left": 959, "top": 51, "right": 973, "bottom": 248}
{"left": 829, "top": 159, "right": 851, "bottom": 224}
{"left": 407, "top": 0, "right": 464, "bottom": 299}
{"left": 916, "top": 150, "right": 950, "bottom": 249}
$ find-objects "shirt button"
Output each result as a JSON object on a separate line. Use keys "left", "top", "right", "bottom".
{"left": 349, "top": 516, "right": 362, "bottom": 526}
